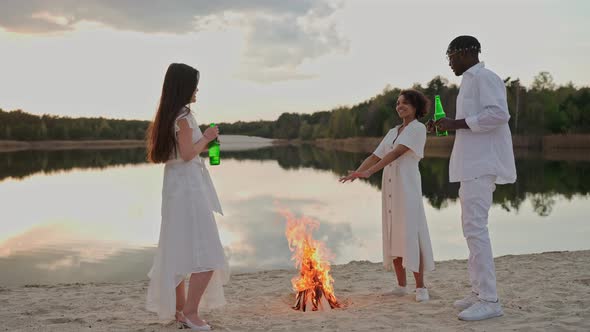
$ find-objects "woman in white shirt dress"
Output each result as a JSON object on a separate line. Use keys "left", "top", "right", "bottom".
{"left": 146, "top": 63, "right": 228, "bottom": 330}
{"left": 340, "top": 89, "right": 435, "bottom": 302}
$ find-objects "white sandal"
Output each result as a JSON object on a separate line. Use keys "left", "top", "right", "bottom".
{"left": 178, "top": 311, "right": 212, "bottom": 331}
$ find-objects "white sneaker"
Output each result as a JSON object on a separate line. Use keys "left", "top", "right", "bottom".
{"left": 458, "top": 299, "right": 504, "bottom": 321}
{"left": 415, "top": 288, "right": 429, "bottom": 302}
{"left": 381, "top": 286, "right": 407, "bottom": 297}
{"left": 453, "top": 292, "right": 479, "bottom": 310}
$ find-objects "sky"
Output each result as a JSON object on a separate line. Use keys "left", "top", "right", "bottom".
{"left": 0, "top": 0, "right": 589, "bottom": 123}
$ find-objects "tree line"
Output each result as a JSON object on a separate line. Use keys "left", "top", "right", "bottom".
{"left": 213, "top": 71, "right": 590, "bottom": 138}
{"left": 1, "top": 72, "right": 588, "bottom": 141}
{"left": 0, "top": 111, "right": 149, "bottom": 140}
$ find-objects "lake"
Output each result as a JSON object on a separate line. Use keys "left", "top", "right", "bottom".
{"left": 1, "top": 142, "right": 589, "bottom": 286}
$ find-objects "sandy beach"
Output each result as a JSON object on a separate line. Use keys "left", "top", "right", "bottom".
{"left": 1, "top": 250, "right": 588, "bottom": 331}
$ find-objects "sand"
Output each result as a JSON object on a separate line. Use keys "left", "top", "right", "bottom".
{"left": 1, "top": 250, "right": 589, "bottom": 331}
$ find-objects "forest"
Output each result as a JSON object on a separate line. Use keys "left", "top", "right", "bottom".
{"left": 2, "top": 72, "right": 588, "bottom": 141}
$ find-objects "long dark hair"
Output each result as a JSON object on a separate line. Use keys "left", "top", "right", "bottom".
{"left": 147, "top": 63, "right": 199, "bottom": 163}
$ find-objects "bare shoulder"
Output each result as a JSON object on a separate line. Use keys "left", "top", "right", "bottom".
{"left": 177, "top": 107, "right": 198, "bottom": 127}
{"left": 176, "top": 117, "right": 191, "bottom": 130}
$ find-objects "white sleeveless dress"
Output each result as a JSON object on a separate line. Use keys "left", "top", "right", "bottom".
{"left": 373, "top": 119, "right": 435, "bottom": 273}
{"left": 146, "top": 108, "right": 229, "bottom": 321}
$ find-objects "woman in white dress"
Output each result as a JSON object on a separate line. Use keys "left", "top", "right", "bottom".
{"left": 146, "top": 63, "right": 228, "bottom": 330}
{"left": 340, "top": 89, "right": 435, "bottom": 302}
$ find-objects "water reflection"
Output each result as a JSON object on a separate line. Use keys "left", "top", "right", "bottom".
{"left": 223, "top": 146, "right": 590, "bottom": 217}
{"left": 0, "top": 148, "right": 146, "bottom": 182}
{"left": 0, "top": 221, "right": 157, "bottom": 285}
{"left": 1, "top": 145, "right": 589, "bottom": 286}
{"left": 219, "top": 195, "right": 355, "bottom": 272}
{"left": 2, "top": 146, "right": 589, "bottom": 217}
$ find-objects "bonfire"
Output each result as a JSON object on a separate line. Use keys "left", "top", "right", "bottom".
{"left": 283, "top": 211, "right": 342, "bottom": 312}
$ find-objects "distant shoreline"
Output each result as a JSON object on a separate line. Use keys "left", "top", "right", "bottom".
{"left": 0, "top": 135, "right": 278, "bottom": 153}
{"left": 0, "top": 140, "right": 147, "bottom": 152}
{"left": 2, "top": 134, "right": 589, "bottom": 156}
{"left": 306, "top": 134, "right": 590, "bottom": 161}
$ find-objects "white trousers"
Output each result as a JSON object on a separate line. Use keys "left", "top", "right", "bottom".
{"left": 459, "top": 175, "right": 498, "bottom": 302}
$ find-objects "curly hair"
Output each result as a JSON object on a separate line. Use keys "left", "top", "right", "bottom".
{"left": 399, "top": 89, "right": 430, "bottom": 119}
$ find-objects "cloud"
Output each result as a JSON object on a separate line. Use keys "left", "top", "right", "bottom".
{"left": 236, "top": 6, "right": 349, "bottom": 82}
{"left": 0, "top": 223, "right": 157, "bottom": 285}
{"left": 0, "top": 0, "right": 348, "bottom": 82}
{"left": 0, "top": 0, "right": 310, "bottom": 34}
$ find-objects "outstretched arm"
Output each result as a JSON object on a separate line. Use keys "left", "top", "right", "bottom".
{"left": 356, "top": 154, "right": 381, "bottom": 172}
{"left": 339, "top": 154, "right": 380, "bottom": 183}
{"left": 340, "top": 145, "right": 410, "bottom": 182}
{"left": 365, "top": 144, "right": 410, "bottom": 175}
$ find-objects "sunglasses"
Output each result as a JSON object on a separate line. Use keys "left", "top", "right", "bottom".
{"left": 446, "top": 49, "right": 462, "bottom": 62}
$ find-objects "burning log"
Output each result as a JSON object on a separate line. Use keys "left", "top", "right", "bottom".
{"left": 292, "top": 280, "right": 341, "bottom": 312}
{"left": 283, "top": 211, "right": 342, "bottom": 312}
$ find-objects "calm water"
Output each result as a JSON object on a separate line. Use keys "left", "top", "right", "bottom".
{"left": 1, "top": 144, "right": 589, "bottom": 286}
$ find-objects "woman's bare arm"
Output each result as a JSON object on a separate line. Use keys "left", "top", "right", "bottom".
{"left": 365, "top": 144, "right": 410, "bottom": 176}
{"left": 176, "top": 119, "right": 216, "bottom": 162}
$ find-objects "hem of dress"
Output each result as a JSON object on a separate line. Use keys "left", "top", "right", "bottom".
{"left": 383, "top": 255, "right": 435, "bottom": 274}
{"left": 174, "top": 268, "right": 215, "bottom": 287}
{"left": 146, "top": 265, "right": 229, "bottom": 321}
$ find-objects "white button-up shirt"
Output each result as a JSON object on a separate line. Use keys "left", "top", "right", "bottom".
{"left": 449, "top": 62, "right": 517, "bottom": 184}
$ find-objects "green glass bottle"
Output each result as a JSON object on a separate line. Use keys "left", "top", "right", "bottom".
{"left": 434, "top": 95, "right": 448, "bottom": 137}
{"left": 208, "top": 123, "right": 220, "bottom": 165}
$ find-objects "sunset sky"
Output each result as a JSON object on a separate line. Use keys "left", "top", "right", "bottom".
{"left": 1, "top": 0, "right": 588, "bottom": 123}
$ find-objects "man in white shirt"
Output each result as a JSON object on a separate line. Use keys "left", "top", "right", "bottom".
{"left": 428, "top": 35, "right": 516, "bottom": 321}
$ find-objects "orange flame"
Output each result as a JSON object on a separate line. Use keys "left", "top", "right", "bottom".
{"left": 282, "top": 210, "right": 340, "bottom": 309}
